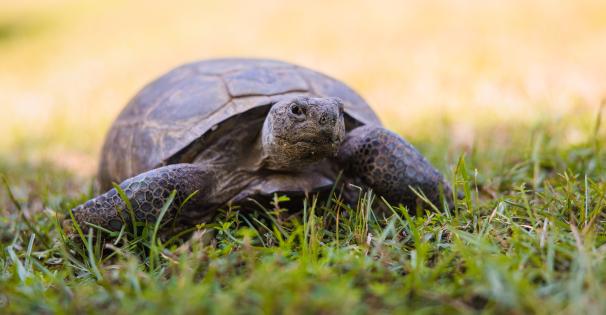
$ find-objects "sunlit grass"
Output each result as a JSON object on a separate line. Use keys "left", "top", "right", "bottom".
{"left": 1, "top": 114, "right": 606, "bottom": 313}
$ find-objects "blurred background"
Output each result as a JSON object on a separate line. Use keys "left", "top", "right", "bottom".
{"left": 1, "top": 0, "right": 605, "bottom": 178}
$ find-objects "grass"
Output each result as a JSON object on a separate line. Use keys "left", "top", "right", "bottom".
{"left": 1, "top": 107, "right": 606, "bottom": 314}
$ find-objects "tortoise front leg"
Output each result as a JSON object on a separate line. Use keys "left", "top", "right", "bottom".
{"left": 69, "top": 164, "right": 215, "bottom": 233}
{"left": 336, "top": 126, "right": 453, "bottom": 211}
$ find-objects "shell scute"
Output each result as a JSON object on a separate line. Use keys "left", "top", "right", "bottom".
{"left": 147, "top": 74, "right": 230, "bottom": 122}
{"left": 224, "top": 66, "right": 308, "bottom": 97}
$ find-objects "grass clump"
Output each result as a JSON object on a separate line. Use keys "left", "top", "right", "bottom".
{"left": 1, "top": 114, "right": 606, "bottom": 314}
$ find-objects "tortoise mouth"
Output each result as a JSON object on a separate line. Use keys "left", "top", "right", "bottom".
{"left": 277, "top": 135, "right": 340, "bottom": 146}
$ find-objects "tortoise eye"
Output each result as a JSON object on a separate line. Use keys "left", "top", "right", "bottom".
{"left": 290, "top": 104, "right": 303, "bottom": 116}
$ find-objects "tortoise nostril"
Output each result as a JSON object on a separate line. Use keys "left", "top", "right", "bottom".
{"left": 319, "top": 112, "right": 333, "bottom": 126}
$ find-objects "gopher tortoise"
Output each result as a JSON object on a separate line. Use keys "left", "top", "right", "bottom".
{"left": 71, "top": 58, "right": 453, "bottom": 233}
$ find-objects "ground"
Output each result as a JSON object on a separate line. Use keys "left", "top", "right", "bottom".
{"left": 1, "top": 1, "right": 606, "bottom": 314}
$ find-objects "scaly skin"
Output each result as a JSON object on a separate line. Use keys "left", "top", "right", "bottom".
{"left": 71, "top": 164, "right": 213, "bottom": 232}
{"left": 337, "top": 126, "right": 454, "bottom": 210}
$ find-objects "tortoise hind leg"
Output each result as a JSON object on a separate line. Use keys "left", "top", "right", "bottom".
{"left": 69, "top": 163, "right": 214, "bottom": 233}
{"left": 336, "top": 126, "right": 454, "bottom": 211}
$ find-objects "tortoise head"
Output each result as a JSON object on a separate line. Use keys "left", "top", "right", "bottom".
{"left": 261, "top": 96, "right": 346, "bottom": 170}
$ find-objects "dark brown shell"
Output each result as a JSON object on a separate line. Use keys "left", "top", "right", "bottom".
{"left": 99, "top": 58, "right": 381, "bottom": 187}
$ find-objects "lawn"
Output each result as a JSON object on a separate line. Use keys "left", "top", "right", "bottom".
{"left": 2, "top": 1, "right": 606, "bottom": 314}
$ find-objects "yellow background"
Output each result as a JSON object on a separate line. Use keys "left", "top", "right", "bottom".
{"left": 1, "top": 0, "right": 605, "bottom": 175}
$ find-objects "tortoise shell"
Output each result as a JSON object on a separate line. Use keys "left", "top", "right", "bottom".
{"left": 98, "top": 58, "right": 382, "bottom": 189}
